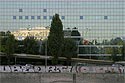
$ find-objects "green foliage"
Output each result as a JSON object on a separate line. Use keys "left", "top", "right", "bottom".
{"left": 62, "top": 38, "right": 77, "bottom": 65}
{"left": 14, "top": 40, "right": 24, "bottom": 53}
{"left": 63, "top": 38, "right": 77, "bottom": 54}
{"left": 23, "top": 36, "right": 39, "bottom": 54}
{"left": 122, "top": 43, "right": 125, "bottom": 61}
{"left": 48, "top": 14, "right": 64, "bottom": 65}
{"left": 0, "top": 31, "right": 15, "bottom": 56}
{"left": 110, "top": 37, "right": 124, "bottom": 62}
{"left": 0, "top": 31, "right": 6, "bottom": 52}
{"left": 0, "top": 31, "right": 16, "bottom": 65}
{"left": 4, "top": 33, "right": 15, "bottom": 56}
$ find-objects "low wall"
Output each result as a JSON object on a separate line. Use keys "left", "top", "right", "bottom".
{"left": 0, "top": 65, "right": 125, "bottom": 73}
{"left": 0, "top": 73, "right": 125, "bottom": 83}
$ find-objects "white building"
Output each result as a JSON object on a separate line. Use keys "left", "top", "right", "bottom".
{"left": 12, "top": 27, "right": 50, "bottom": 40}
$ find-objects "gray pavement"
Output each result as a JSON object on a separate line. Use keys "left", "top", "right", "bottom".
{"left": 0, "top": 73, "right": 125, "bottom": 83}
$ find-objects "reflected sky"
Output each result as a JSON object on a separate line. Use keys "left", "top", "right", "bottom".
{"left": 0, "top": 0, "right": 125, "bottom": 41}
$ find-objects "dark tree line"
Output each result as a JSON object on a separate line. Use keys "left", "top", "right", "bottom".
{"left": 0, "top": 14, "right": 79, "bottom": 65}
{"left": 0, "top": 31, "right": 15, "bottom": 64}
{"left": 1, "top": 14, "right": 124, "bottom": 65}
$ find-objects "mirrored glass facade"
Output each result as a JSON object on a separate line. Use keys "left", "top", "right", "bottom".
{"left": 0, "top": 0, "right": 124, "bottom": 40}
{"left": 0, "top": 0, "right": 125, "bottom": 57}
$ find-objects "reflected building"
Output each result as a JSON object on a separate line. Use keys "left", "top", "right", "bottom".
{"left": 12, "top": 27, "right": 50, "bottom": 40}
{"left": 0, "top": 0, "right": 125, "bottom": 57}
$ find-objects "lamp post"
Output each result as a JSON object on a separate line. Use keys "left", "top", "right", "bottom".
{"left": 39, "top": 37, "right": 47, "bottom": 71}
{"left": 39, "top": 39, "right": 42, "bottom": 54}
{"left": 90, "top": 45, "right": 91, "bottom": 59}
{"left": 123, "top": 43, "right": 125, "bottom": 60}
{"left": 85, "top": 28, "right": 88, "bottom": 38}
{"left": 85, "top": 28, "right": 91, "bottom": 59}
{"left": 15, "top": 56, "right": 17, "bottom": 65}
{"left": 45, "top": 38, "right": 47, "bottom": 69}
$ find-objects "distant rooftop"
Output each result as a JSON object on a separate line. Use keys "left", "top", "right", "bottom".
{"left": 19, "top": 26, "right": 49, "bottom": 30}
{"left": 115, "top": 36, "right": 125, "bottom": 42}
{"left": 120, "top": 36, "right": 125, "bottom": 41}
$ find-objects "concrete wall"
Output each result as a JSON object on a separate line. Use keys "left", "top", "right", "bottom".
{"left": 0, "top": 73, "right": 125, "bottom": 83}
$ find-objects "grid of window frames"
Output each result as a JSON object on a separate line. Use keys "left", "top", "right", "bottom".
{"left": 0, "top": 0, "right": 124, "bottom": 57}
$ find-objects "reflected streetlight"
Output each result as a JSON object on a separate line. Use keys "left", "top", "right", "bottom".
{"left": 39, "top": 39, "right": 42, "bottom": 54}
{"left": 84, "top": 28, "right": 91, "bottom": 39}
{"left": 85, "top": 28, "right": 91, "bottom": 59}
{"left": 45, "top": 38, "right": 47, "bottom": 69}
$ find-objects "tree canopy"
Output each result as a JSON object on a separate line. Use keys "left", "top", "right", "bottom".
{"left": 0, "top": 31, "right": 16, "bottom": 64}
{"left": 48, "top": 14, "right": 64, "bottom": 65}
{"left": 23, "top": 36, "right": 39, "bottom": 54}
{"left": 62, "top": 38, "right": 77, "bottom": 65}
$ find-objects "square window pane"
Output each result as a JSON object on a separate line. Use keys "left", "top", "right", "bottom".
{"left": 43, "top": 16, "right": 47, "bottom": 19}
{"left": 43, "top": 9, "right": 47, "bottom": 12}
{"left": 37, "top": 16, "right": 41, "bottom": 19}
{"left": 80, "top": 16, "right": 83, "bottom": 19}
{"left": 104, "top": 16, "right": 108, "bottom": 19}
{"left": 31, "top": 16, "right": 35, "bottom": 19}
{"left": 13, "top": 16, "right": 16, "bottom": 19}
{"left": 49, "top": 16, "right": 53, "bottom": 19}
{"left": 19, "top": 9, "right": 23, "bottom": 12}
{"left": 25, "top": 16, "right": 28, "bottom": 19}
{"left": 61, "top": 16, "right": 65, "bottom": 20}
{"left": 19, "top": 16, "right": 22, "bottom": 19}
